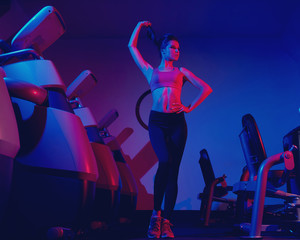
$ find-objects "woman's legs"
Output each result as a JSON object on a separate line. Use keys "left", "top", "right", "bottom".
{"left": 148, "top": 111, "right": 187, "bottom": 238}
{"left": 147, "top": 123, "right": 168, "bottom": 238}
{"left": 149, "top": 112, "right": 187, "bottom": 218}
{"left": 149, "top": 123, "right": 171, "bottom": 212}
{"left": 163, "top": 121, "right": 187, "bottom": 220}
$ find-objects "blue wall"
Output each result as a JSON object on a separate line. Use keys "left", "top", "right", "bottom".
{"left": 44, "top": 34, "right": 300, "bottom": 209}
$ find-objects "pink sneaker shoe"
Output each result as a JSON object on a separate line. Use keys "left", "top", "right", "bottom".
{"left": 161, "top": 218, "right": 174, "bottom": 238}
{"left": 147, "top": 215, "right": 162, "bottom": 238}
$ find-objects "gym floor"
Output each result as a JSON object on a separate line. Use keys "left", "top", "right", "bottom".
{"left": 87, "top": 211, "right": 300, "bottom": 240}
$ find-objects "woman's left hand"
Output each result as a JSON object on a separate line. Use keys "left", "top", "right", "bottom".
{"left": 171, "top": 103, "right": 191, "bottom": 113}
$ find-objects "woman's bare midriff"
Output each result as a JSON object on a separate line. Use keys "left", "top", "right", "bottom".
{"left": 151, "top": 87, "right": 182, "bottom": 113}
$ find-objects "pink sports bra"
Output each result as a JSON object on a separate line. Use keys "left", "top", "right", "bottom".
{"left": 150, "top": 67, "right": 185, "bottom": 92}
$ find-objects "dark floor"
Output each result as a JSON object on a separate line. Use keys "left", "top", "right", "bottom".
{"left": 87, "top": 211, "right": 300, "bottom": 240}
{"left": 3, "top": 210, "right": 300, "bottom": 239}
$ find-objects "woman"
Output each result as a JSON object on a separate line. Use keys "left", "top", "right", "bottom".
{"left": 128, "top": 21, "right": 212, "bottom": 239}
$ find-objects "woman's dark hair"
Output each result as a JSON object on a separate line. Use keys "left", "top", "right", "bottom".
{"left": 146, "top": 26, "right": 159, "bottom": 46}
{"left": 147, "top": 26, "right": 178, "bottom": 57}
{"left": 159, "top": 34, "right": 179, "bottom": 51}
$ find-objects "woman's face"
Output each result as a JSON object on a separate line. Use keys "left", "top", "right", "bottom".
{"left": 162, "top": 40, "right": 180, "bottom": 61}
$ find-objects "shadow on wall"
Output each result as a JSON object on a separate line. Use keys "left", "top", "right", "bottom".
{"left": 116, "top": 128, "right": 157, "bottom": 210}
{"left": 124, "top": 141, "right": 157, "bottom": 210}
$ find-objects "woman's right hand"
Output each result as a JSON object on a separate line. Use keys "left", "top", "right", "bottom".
{"left": 138, "top": 21, "right": 151, "bottom": 28}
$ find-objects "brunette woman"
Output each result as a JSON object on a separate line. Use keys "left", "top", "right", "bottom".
{"left": 128, "top": 21, "right": 212, "bottom": 238}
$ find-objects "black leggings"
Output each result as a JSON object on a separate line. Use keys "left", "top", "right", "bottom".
{"left": 148, "top": 110, "right": 187, "bottom": 220}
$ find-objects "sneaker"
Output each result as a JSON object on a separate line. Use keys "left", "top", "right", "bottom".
{"left": 147, "top": 215, "right": 162, "bottom": 238}
{"left": 161, "top": 218, "right": 174, "bottom": 238}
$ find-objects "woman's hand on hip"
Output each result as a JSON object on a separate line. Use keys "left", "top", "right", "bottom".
{"left": 171, "top": 103, "right": 191, "bottom": 113}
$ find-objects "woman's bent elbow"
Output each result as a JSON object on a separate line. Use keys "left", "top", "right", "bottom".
{"left": 206, "top": 86, "right": 213, "bottom": 95}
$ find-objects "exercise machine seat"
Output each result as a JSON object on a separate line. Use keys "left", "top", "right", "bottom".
{"left": 198, "top": 149, "right": 235, "bottom": 226}
{"left": 238, "top": 114, "right": 290, "bottom": 194}
{"left": 234, "top": 113, "right": 299, "bottom": 238}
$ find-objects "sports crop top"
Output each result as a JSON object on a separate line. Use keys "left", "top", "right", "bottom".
{"left": 150, "top": 67, "right": 185, "bottom": 92}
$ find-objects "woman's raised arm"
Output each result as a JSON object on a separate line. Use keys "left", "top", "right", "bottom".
{"left": 128, "top": 21, "right": 153, "bottom": 83}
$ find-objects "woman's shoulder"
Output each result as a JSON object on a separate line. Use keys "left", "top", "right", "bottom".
{"left": 177, "top": 67, "right": 187, "bottom": 75}
{"left": 179, "top": 67, "right": 193, "bottom": 76}
{"left": 178, "top": 67, "right": 187, "bottom": 72}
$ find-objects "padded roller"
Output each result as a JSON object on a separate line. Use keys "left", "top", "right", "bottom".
{"left": 5, "top": 78, "right": 47, "bottom": 105}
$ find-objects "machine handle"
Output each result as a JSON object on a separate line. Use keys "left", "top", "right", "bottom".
{"left": 0, "top": 48, "right": 42, "bottom": 65}
{"left": 283, "top": 145, "right": 297, "bottom": 170}
{"left": 66, "top": 70, "right": 97, "bottom": 100}
{"left": 98, "top": 109, "right": 119, "bottom": 130}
